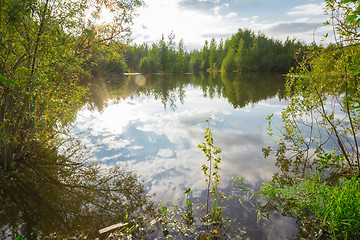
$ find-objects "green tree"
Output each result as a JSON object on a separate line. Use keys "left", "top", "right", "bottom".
{"left": 159, "top": 34, "right": 169, "bottom": 72}
{"left": 175, "top": 39, "right": 187, "bottom": 73}
{"left": 167, "top": 32, "right": 178, "bottom": 72}
{"left": 201, "top": 40, "right": 210, "bottom": 71}
{"left": 217, "top": 39, "right": 226, "bottom": 68}
{"left": 221, "top": 47, "right": 236, "bottom": 72}
{"left": 221, "top": 28, "right": 303, "bottom": 73}
{"left": 190, "top": 50, "right": 202, "bottom": 72}
{"left": 208, "top": 38, "right": 218, "bottom": 71}
{"left": 125, "top": 43, "right": 149, "bottom": 72}
{"left": 89, "top": 41, "right": 128, "bottom": 78}
{"left": 269, "top": 6, "right": 360, "bottom": 179}
{"left": 235, "top": 39, "right": 245, "bottom": 71}
{"left": 129, "top": 29, "right": 303, "bottom": 74}
{"left": 139, "top": 43, "right": 160, "bottom": 73}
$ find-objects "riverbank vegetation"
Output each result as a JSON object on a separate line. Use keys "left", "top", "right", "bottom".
{"left": 256, "top": 0, "right": 360, "bottom": 238}
{"left": 125, "top": 29, "right": 305, "bottom": 74}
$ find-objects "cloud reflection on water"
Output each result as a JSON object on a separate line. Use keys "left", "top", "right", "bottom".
{"left": 74, "top": 84, "right": 287, "bottom": 205}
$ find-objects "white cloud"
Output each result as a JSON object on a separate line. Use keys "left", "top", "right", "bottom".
{"left": 178, "top": 0, "right": 227, "bottom": 15}
{"left": 240, "top": 15, "right": 258, "bottom": 24}
{"left": 225, "top": 12, "right": 238, "bottom": 19}
{"left": 287, "top": 3, "right": 325, "bottom": 16}
{"left": 157, "top": 148, "right": 174, "bottom": 158}
{"left": 101, "top": 153, "right": 123, "bottom": 162}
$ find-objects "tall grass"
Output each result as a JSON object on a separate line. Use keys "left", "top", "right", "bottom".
{"left": 258, "top": 172, "right": 360, "bottom": 239}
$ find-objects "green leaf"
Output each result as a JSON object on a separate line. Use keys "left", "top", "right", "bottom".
{"left": 161, "top": 206, "right": 167, "bottom": 213}
{"left": 346, "top": 14, "right": 357, "bottom": 22}
{"left": 0, "top": 74, "right": 19, "bottom": 87}
{"left": 356, "top": 18, "right": 360, "bottom": 26}
{"left": 15, "top": 236, "right": 24, "bottom": 240}
{"left": 266, "top": 113, "right": 274, "bottom": 120}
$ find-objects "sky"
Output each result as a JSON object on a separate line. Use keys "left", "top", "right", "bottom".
{"left": 130, "top": 0, "right": 331, "bottom": 50}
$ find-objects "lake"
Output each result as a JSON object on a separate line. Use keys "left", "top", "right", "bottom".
{"left": 73, "top": 72, "right": 299, "bottom": 239}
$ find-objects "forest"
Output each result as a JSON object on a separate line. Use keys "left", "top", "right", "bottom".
{"left": 124, "top": 29, "right": 305, "bottom": 74}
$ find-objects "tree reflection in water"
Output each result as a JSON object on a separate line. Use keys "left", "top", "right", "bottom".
{"left": 87, "top": 72, "right": 285, "bottom": 112}
{"left": 0, "top": 139, "right": 157, "bottom": 239}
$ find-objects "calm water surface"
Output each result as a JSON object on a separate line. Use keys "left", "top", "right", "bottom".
{"left": 73, "top": 72, "right": 298, "bottom": 239}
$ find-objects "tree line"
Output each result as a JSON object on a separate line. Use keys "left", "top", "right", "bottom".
{"left": 124, "top": 29, "right": 305, "bottom": 74}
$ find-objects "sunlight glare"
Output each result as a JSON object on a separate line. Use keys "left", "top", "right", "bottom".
{"left": 94, "top": 101, "right": 144, "bottom": 134}
{"left": 86, "top": 4, "right": 115, "bottom": 26}
{"left": 134, "top": 75, "right": 146, "bottom": 86}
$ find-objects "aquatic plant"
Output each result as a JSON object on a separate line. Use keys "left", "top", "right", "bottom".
{"left": 160, "top": 118, "right": 249, "bottom": 239}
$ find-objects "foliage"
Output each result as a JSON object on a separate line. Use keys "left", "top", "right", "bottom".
{"left": 222, "top": 29, "right": 303, "bottom": 73}
{"left": 189, "top": 50, "right": 202, "bottom": 73}
{"left": 87, "top": 41, "right": 128, "bottom": 78}
{"left": 137, "top": 33, "right": 190, "bottom": 74}
{"left": 220, "top": 48, "right": 236, "bottom": 73}
{"left": 198, "top": 118, "right": 224, "bottom": 221}
{"left": 201, "top": 40, "right": 211, "bottom": 71}
{"left": 257, "top": 0, "right": 360, "bottom": 239}
{"left": 263, "top": 0, "right": 360, "bottom": 182}
{"left": 209, "top": 38, "right": 219, "bottom": 71}
{"left": 124, "top": 43, "right": 149, "bottom": 72}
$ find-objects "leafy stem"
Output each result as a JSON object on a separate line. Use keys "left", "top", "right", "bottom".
{"left": 198, "top": 118, "right": 223, "bottom": 221}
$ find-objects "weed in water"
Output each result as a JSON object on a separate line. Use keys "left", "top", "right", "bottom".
{"left": 160, "top": 118, "right": 249, "bottom": 239}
